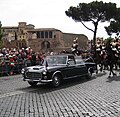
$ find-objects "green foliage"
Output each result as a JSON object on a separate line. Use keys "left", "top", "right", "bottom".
{"left": 105, "top": 37, "right": 113, "bottom": 44}
{"left": 105, "top": 8, "right": 120, "bottom": 37}
{"left": 65, "top": 1, "right": 117, "bottom": 24}
{"left": 65, "top": 1, "right": 118, "bottom": 47}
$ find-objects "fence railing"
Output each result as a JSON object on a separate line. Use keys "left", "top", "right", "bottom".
{"left": 0, "top": 59, "right": 43, "bottom": 77}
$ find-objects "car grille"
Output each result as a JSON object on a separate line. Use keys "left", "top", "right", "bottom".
{"left": 25, "top": 72, "right": 41, "bottom": 80}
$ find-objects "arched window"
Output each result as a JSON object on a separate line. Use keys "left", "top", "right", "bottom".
{"left": 41, "top": 41, "right": 50, "bottom": 49}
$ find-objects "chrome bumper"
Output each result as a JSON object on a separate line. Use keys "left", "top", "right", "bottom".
{"left": 22, "top": 78, "right": 52, "bottom": 83}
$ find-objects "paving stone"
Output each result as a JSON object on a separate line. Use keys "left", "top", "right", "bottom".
{"left": 1, "top": 72, "right": 120, "bottom": 116}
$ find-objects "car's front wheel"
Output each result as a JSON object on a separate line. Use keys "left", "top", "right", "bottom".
{"left": 28, "top": 81, "right": 38, "bottom": 86}
{"left": 52, "top": 74, "right": 61, "bottom": 87}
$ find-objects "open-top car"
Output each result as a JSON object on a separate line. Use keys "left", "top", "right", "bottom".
{"left": 21, "top": 54, "right": 97, "bottom": 87}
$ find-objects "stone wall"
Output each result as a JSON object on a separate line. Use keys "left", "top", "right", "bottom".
{"left": 28, "top": 31, "right": 88, "bottom": 53}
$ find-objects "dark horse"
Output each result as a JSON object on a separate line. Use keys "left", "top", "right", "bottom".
{"left": 106, "top": 44, "right": 117, "bottom": 77}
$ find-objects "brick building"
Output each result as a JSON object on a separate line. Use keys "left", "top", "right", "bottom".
{"left": 2, "top": 22, "right": 88, "bottom": 53}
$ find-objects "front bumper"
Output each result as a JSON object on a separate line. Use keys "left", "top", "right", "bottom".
{"left": 22, "top": 69, "right": 53, "bottom": 83}
{"left": 22, "top": 76, "right": 53, "bottom": 83}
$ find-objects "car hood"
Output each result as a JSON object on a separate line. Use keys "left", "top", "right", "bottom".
{"left": 26, "top": 65, "right": 65, "bottom": 72}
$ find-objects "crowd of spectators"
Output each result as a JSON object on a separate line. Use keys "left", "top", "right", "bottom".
{"left": 0, "top": 47, "right": 44, "bottom": 76}
{"left": 0, "top": 46, "right": 92, "bottom": 77}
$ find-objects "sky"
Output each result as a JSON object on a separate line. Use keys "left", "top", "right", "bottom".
{"left": 0, "top": 0, "right": 120, "bottom": 40}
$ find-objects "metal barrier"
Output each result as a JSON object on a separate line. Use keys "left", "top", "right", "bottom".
{"left": 0, "top": 62, "right": 25, "bottom": 76}
{"left": 0, "top": 59, "right": 42, "bottom": 77}
{"left": 0, "top": 63, "right": 10, "bottom": 76}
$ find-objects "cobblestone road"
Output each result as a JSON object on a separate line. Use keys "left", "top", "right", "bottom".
{"left": 0, "top": 71, "right": 120, "bottom": 117}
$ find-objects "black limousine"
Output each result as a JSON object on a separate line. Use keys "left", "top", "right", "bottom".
{"left": 21, "top": 54, "right": 97, "bottom": 87}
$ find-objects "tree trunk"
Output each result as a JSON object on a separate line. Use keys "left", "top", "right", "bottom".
{"left": 93, "top": 22, "right": 98, "bottom": 62}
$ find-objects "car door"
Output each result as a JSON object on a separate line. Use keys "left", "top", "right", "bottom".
{"left": 75, "top": 57, "right": 87, "bottom": 76}
{"left": 62, "top": 55, "right": 77, "bottom": 79}
{"left": 75, "top": 61, "right": 87, "bottom": 76}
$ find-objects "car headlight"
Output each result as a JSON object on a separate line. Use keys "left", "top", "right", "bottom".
{"left": 21, "top": 69, "right": 25, "bottom": 74}
{"left": 42, "top": 70, "right": 47, "bottom": 75}
{"left": 21, "top": 68, "right": 29, "bottom": 74}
